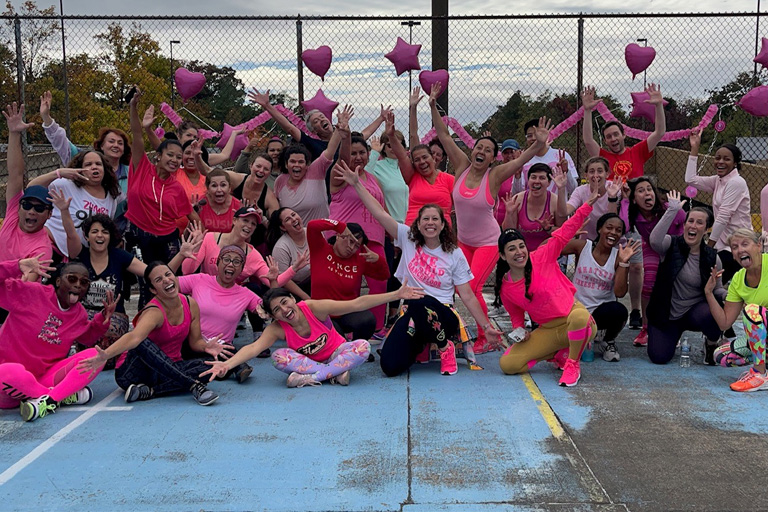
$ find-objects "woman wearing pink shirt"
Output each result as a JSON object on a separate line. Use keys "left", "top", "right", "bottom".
{"left": 195, "top": 169, "right": 242, "bottom": 234}
{"left": 686, "top": 129, "right": 752, "bottom": 283}
{"left": 496, "top": 197, "right": 599, "bottom": 387}
{"left": 0, "top": 256, "right": 117, "bottom": 422}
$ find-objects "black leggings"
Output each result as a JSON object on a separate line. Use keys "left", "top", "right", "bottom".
{"left": 115, "top": 339, "right": 207, "bottom": 396}
{"left": 124, "top": 223, "right": 181, "bottom": 309}
{"left": 332, "top": 311, "right": 376, "bottom": 341}
{"left": 590, "top": 301, "right": 628, "bottom": 342}
{"left": 380, "top": 296, "right": 459, "bottom": 377}
{"left": 647, "top": 301, "right": 722, "bottom": 365}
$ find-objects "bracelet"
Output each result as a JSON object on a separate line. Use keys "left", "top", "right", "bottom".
{"left": 482, "top": 323, "right": 492, "bottom": 331}
{"left": 56, "top": 169, "right": 61, "bottom": 179}
{"left": 607, "top": 196, "right": 619, "bottom": 202}
{"left": 618, "top": 262, "right": 630, "bottom": 268}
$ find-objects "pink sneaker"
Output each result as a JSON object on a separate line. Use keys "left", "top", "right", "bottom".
{"left": 473, "top": 337, "right": 497, "bottom": 355}
{"left": 633, "top": 326, "right": 648, "bottom": 347}
{"left": 415, "top": 345, "right": 431, "bottom": 364}
{"left": 558, "top": 358, "right": 581, "bottom": 387}
{"left": 547, "top": 348, "right": 569, "bottom": 370}
{"left": 439, "top": 341, "right": 458, "bottom": 375}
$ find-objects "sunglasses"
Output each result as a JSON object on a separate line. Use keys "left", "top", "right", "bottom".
{"left": 64, "top": 274, "right": 91, "bottom": 287}
{"left": 20, "top": 200, "right": 52, "bottom": 213}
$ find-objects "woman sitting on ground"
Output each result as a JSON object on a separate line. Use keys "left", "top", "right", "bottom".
{"left": 201, "top": 281, "right": 425, "bottom": 388}
{"left": 0, "top": 256, "right": 117, "bottom": 422}
{"left": 78, "top": 262, "right": 232, "bottom": 406}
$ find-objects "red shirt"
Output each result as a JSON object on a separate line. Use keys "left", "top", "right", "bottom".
{"left": 600, "top": 139, "right": 653, "bottom": 181}
{"left": 307, "top": 219, "right": 390, "bottom": 303}
{"left": 126, "top": 153, "right": 192, "bottom": 236}
{"left": 198, "top": 197, "right": 242, "bottom": 233}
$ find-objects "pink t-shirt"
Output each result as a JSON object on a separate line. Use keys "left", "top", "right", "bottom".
{"left": 279, "top": 301, "right": 345, "bottom": 362}
{"left": 126, "top": 153, "right": 192, "bottom": 235}
{"left": 181, "top": 232, "right": 296, "bottom": 286}
{"left": 0, "top": 260, "right": 107, "bottom": 378}
{"left": 178, "top": 273, "right": 262, "bottom": 343}
{"left": 405, "top": 172, "right": 454, "bottom": 227}
{"left": 174, "top": 168, "right": 207, "bottom": 203}
{"left": 0, "top": 192, "right": 53, "bottom": 269}
{"left": 198, "top": 197, "right": 242, "bottom": 234}
{"left": 274, "top": 154, "right": 331, "bottom": 223}
{"left": 567, "top": 183, "right": 616, "bottom": 240}
{"left": 501, "top": 204, "right": 593, "bottom": 328}
{"left": 329, "top": 174, "right": 386, "bottom": 245}
{"left": 452, "top": 169, "right": 500, "bottom": 247}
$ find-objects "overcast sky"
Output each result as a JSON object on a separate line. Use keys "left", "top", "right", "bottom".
{"left": 7, "top": 0, "right": 761, "bottom": 16}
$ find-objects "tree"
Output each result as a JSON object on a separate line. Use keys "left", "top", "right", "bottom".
{"left": 1, "top": 1, "right": 58, "bottom": 81}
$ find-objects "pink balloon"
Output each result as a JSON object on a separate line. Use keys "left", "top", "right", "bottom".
{"left": 301, "top": 89, "right": 339, "bottom": 124}
{"left": 755, "top": 37, "right": 768, "bottom": 70}
{"left": 685, "top": 186, "right": 698, "bottom": 198}
{"left": 216, "top": 123, "right": 249, "bottom": 161}
{"left": 301, "top": 46, "right": 333, "bottom": 81}
{"left": 385, "top": 37, "right": 421, "bottom": 76}
{"left": 154, "top": 126, "right": 165, "bottom": 139}
{"left": 174, "top": 68, "right": 206, "bottom": 102}
{"left": 629, "top": 91, "right": 668, "bottom": 123}
{"left": 737, "top": 86, "right": 768, "bottom": 117}
{"left": 625, "top": 43, "right": 656, "bottom": 80}
{"left": 419, "top": 69, "right": 449, "bottom": 97}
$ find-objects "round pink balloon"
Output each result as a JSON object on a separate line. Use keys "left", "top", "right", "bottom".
{"left": 302, "top": 46, "right": 333, "bottom": 81}
{"left": 419, "top": 69, "right": 449, "bottom": 97}
{"left": 625, "top": 43, "right": 656, "bottom": 80}
{"left": 175, "top": 68, "right": 206, "bottom": 102}
{"left": 737, "top": 86, "right": 768, "bottom": 117}
{"left": 216, "top": 123, "right": 249, "bottom": 161}
{"left": 685, "top": 186, "right": 698, "bottom": 198}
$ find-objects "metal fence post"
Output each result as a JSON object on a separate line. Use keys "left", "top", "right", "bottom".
{"left": 59, "top": 0, "right": 71, "bottom": 137}
{"left": 13, "top": 15, "right": 27, "bottom": 150}
{"left": 576, "top": 15, "right": 584, "bottom": 170}
{"left": 752, "top": 1, "right": 761, "bottom": 136}
{"left": 296, "top": 15, "right": 304, "bottom": 110}
{"left": 432, "top": 1, "right": 449, "bottom": 115}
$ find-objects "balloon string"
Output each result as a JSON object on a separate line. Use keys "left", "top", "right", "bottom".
{"left": 179, "top": 107, "right": 217, "bottom": 132}
{"left": 696, "top": 110, "right": 722, "bottom": 174}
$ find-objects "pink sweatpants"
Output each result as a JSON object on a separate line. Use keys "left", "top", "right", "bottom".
{"left": 366, "top": 241, "right": 388, "bottom": 330}
{"left": 0, "top": 349, "right": 102, "bottom": 408}
{"left": 458, "top": 242, "right": 499, "bottom": 343}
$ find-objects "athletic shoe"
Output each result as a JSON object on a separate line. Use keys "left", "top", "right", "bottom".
{"left": 415, "top": 345, "right": 431, "bottom": 364}
{"left": 558, "top": 359, "right": 581, "bottom": 387}
{"left": 191, "top": 383, "right": 219, "bottom": 406}
{"left": 20, "top": 395, "right": 58, "bottom": 422}
{"left": 730, "top": 368, "right": 768, "bottom": 392}
{"left": 487, "top": 306, "right": 506, "bottom": 318}
{"left": 547, "top": 348, "right": 569, "bottom": 370}
{"left": 633, "top": 327, "right": 648, "bottom": 347}
{"left": 473, "top": 337, "right": 497, "bottom": 355}
{"left": 703, "top": 340, "right": 717, "bottom": 366}
{"left": 124, "top": 383, "right": 154, "bottom": 403}
{"left": 371, "top": 327, "right": 389, "bottom": 342}
{"left": 628, "top": 309, "right": 642, "bottom": 330}
{"left": 439, "top": 340, "right": 458, "bottom": 376}
{"left": 602, "top": 342, "right": 620, "bottom": 362}
{"left": 234, "top": 364, "right": 253, "bottom": 384}
{"left": 286, "top": 372, "right": 321, "bottom": 388}
{"left": 60, "top": 386, "right": 93, "bottom": 406}
{"left": 329, "top": 371, "right": 350, "bottom": 386}
{"left": 366, "top": 353, "right": 375, "bottom": 363}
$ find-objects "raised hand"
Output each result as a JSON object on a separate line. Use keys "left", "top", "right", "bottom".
{"left": 48, "top": 188, "right": 72, "bottom": 212}
{"left": 618, "top": 238, "right": 642, "bottom": 262}
{"left": 396, "top": 277, "right": 426, "bottom": 301}
{"left": 369, "top": 135, "right": 383, "bottom": 153}
{"left": 704, "top": 266, "right": 723, "bottom": 295}
{"left": 247, "top": 89, "right": 271, "bottom": 107}
{"left": 333, "top": 161, "right": 360, "bottom": 187}
{"left": 689, "top": 127, "right": 701, "bottom": 153}
{"left": 102, "top": 290, "right": 119, "bottom": 324}
{"left": 534, "top": 116, "right": 552, "bottom": 145}
{"left": 581, "top": 86, "right": 599, "bottom": 112}
{"left": 380, "top": 103, "right": 393, "bottom": 118}
{"left": 56, "top": 168, "right": 90, "bottom": 184}
{"left": 409, "top": 86, "right": 423, "bottom": 108}
{"left": 265, "top": 255, "right": 279, "bottom": 282}
{"left": 19, "top": 254, "right": 54, "bottom": 280}
{"left": 586, "top": 188, "right": 602, "bottom": 206}
{"left": 360, "top": 245, "right": 379, "bottom": 263}
{"left": 292, "top": 249, "right": 310, "bottom": 272}
{"left": 552, "top": 163, "right": 567, "bottom": 190}
{"left": 606, "top": 177, "right": 623, "bottom": 198}
{"left": 187, "top": 220, "right": 207, "bottom": 243}
{"left": 39, "top": 90, "right": 53, "bottom": 124}
{"left": 502, "top": 193, "right": 522, "bottom": 214}
{"left": 203, "top": 335, "right": 235, "bottom": 361}
{"left": 536, "top": 213, "right": 555, "bottom": 232}
{"left": 129, "top": 86, "right": 142, "bottom": 108}
{"left": 141, "top": 105, "right": 156, "bottom": 130}
{"left": 337, "top": 104, "right": 354, "bottom": 131}
{"left": 3, "top": 102, "right": 34, "bottom": 133}
{"left": 644, "top": 83, "right": 663, "bottom": 105}
{"left": 666, "top": 189, "right": 686, "bottom": 209}
{"left": 384, "top": 110, "right": 395, "bottom": 137}
{"left": 428, "top": 82, "right": 442, "bottom": 107}
{"left": 76, "top": 345, "right": 108, "bottom": 377}
{"left": 179, "top": 230, "right": 204, "bottom": 259}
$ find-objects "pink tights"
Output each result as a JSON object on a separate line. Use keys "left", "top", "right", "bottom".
{"left": 458, "top": 242, "right": 499, "bottom": 342}
{"left": 0, "top": 349, "right": 102, "bottom": 408}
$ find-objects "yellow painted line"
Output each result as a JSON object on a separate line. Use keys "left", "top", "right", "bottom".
{"left": 521, "top": 373, "right": 565, "bottom": 440}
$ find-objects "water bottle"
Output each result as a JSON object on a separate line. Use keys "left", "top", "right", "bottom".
{"left": 581, "top": 342, "right": 595, "bottom": 362}
{"left": 680, "top": 337, "right": 691, "bottom": 368}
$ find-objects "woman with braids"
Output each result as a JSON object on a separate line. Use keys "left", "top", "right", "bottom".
{"left": 428, "top": 82, "right": 551, "bottom": 354}
{"left": 496, "top": 193, "right": 600, "bottom": 387}
{"left": 335, "top": 161, "right": 502, "bottom": 377}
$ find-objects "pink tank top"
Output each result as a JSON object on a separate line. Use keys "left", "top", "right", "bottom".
{"left": 517, "top": 190, "right": 553, "bottom": 251}
{"left": 329, "top": 173, "right": 386, "bottom": 245}
{"left": 279, "top": 301, "right": 345, "bottom": 362}
{"left": 452, "top": 168, "right": 500, "bottom": 247}
{"left": 116, "top": 295, "right": 192, "bottom": 368}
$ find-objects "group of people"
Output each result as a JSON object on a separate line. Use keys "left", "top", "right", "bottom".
{"left": 2, "top": 78, "right": 768, "bottom": 424}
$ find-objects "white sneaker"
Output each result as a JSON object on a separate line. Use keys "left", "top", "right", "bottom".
{"left": 488, "top": 306, "right": 507, "bottom": 318}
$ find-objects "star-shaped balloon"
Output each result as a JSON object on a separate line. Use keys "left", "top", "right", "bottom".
{"left": 629, "top": 91, "right": 668, "bottom": 123}
{"left": 385, "top": 37, "right": 422, "bottom": 76}
{"left": 755, "top": 37, "right": 768, "bottom": 70}
{"left": 301, "top": 89, "right": 339, "bottom": 124}
{"left": 216, "top": 123, "right": 249, "bottom": 161}
{"left": 737, "top": 86, "right": 768, "bottom": 117}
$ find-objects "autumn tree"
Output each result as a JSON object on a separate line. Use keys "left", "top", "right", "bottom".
{"left": 1, "top": 1, "right": 57, "bottom": 81}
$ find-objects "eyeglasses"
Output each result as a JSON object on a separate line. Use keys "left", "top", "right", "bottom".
{"left": 20, "top": 200, "right": 52, "bottom": 213}
{"left": 221, "top": 257, "right": 244, "bottom": 266}
{"left": 64, "top": 274, "right": 91, "bottom": 287}
{"left": 337, "top": 234, "right": 362, "bottom": 248}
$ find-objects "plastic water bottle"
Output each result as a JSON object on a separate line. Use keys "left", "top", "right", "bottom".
{"left": 581, "top": 342, "right": 595, "bottom": 362}
{"left": 680, "top": 337, "right": 691, "bottom": 368}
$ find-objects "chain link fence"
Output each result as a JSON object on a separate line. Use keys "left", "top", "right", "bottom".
{"left": 1, "top": 12, "right": 767, "bottom": 225}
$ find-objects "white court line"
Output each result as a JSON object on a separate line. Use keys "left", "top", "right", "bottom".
{"left": 0, "top": 389, "right": 122, "bottom": 486}
{"left": 65, "top": 406, "right": 132, "bottom": 412}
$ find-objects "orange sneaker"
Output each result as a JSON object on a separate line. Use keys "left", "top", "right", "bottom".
{"left": 730, "top": 368, "right": 768, "bottom": 392}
